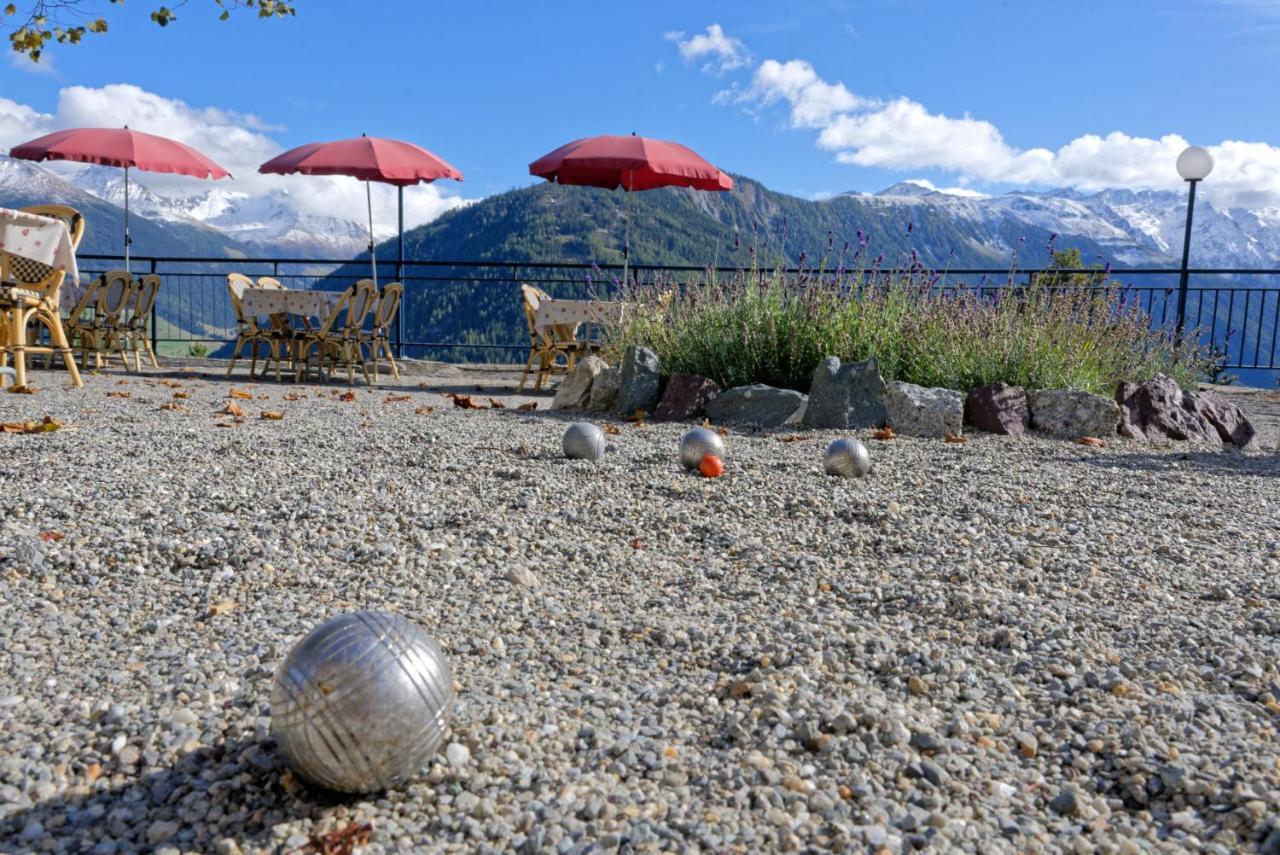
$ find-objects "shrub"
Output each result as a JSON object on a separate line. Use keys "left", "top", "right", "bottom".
{"left": 611, "top": 262, "right": 1216, "bottom": 395}
{"left": 188, "top": 343, "right": 210, "bottom": 358}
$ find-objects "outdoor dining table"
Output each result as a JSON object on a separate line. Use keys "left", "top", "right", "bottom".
{"left": 534, "top": 298, "right": 626, "bottom": 334}
{"left": 0, "top": 207, "right": 80, "bottom": 286}
{"left": 241, "top": 287, "right": 344, "bottom": 321}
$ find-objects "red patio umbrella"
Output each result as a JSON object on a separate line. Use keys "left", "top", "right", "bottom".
{"left": 9, "top": 127, "right": 231, "bottom": 271}
{"left": 529, "top": 133, "right": 733, "bottom": 282}
{"left": 259, "top": 136, "right": 463, "bottom": 286}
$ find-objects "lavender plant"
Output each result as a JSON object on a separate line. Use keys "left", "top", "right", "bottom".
{"left": 612, "top": 250, "right": 1216, "bottom": 395}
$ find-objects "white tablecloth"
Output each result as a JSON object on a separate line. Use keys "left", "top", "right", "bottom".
{"left": 0, "top": 207, "right": 79, "bottom": 285}
{"left": 534, "top": 299, "right": 625, "bottom": 333}
{"left": 242, "top": 288, "right": 343, "bottom": 319}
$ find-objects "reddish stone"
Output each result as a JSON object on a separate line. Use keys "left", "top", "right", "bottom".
{"left": 1115, "top": 374, "right": 1219, "bottom": 443}
{"left": 964, "top": 382, "right": 1029, "bottom": 436}
{"left": 654, "top": 374, "right": 721, "bottom": 421}
{"left": 1193, "top": 390, "right": 1257, "bottom": 448}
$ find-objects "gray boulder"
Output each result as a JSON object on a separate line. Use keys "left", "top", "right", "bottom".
{"left": 552, "top": 355, "right": 608, "bottom": 410}
{"left": 705, "top": 384, "right": 808, "bottom": 428}
{"left": 586, "top": 365, "right": 621, "bottom": 412}
{"left": 802, "top": 356, "right": 888, "bottom": 429}
{"left": 885, "top": 382, "right": 964, "bottom": 438}
{"left": 615, "top": 346, "right": 662, "bottom": 417}
{"left": 1028, "top": 389, "right": 1120, "bottom": 438}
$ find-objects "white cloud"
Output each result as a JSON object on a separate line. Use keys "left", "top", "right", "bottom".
{"left": 687, "top": 38, "right": 1280, "bottom": 208}
{"left": 748, "top": 60, "right": 868, "bottom": 128}
{"left": 1, "top": 84, "right": 472, "bottom": 231}
{"left": 7, "top": 50, "right": 56, "bottom": 76}
{"left": 901, "top": 178, "right": 987, "bottom": 199}
{"left": 666, "top": 24, "right": 750, "bottom": 74}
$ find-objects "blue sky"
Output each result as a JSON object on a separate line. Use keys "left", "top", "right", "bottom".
{"left": 3, "top": 0, "right": 1280, "bottom": 221}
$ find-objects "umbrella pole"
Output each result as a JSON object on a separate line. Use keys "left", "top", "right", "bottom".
{"left": 124, "top": 165, "right": 131, "bottom": 274}
{"left": 366, "top": 179, "right": 378, "bottom": 289}
{"left": 622, "top": 171, "right": 632, "bottom": 287}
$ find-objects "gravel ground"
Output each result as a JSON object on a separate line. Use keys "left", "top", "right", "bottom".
{"left": 1, "top": 366, "right": 1278, "bottom": 854}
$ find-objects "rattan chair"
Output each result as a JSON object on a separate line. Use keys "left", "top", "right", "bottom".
{"left": 226, "top": 273, "right": 288, "bottom": 379}
{"left": 127, "top": 273, "right": 161, "bottom": 370}
{"left": 363, "top": 282, "right": 403, "bottom": 382}
{"left": 293, "top": 286, "right": 355, "bottom": 383}
{"left": 518, "top": 284, "right": 597, "bottom": 391}
{"left": 68, "top": 271, "right": 136, "bottom": 370}
{"left": 321, "top": 279, "right": 377, "bottom": 384}
{"left": 0, "top": 205, "right": 86, "bottom": 387}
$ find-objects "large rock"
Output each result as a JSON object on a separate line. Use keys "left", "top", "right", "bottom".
{"left": 965, "top": 382, "right": 1029, "bottom": 436}
{"left": 1194, "top": 389, "right": 1257, "bottom": 448}
{"left": 1116, "top": 374, "right": 1246, "bottom": 445}
{"left": 1028, "top": 389, "right": 1120, "bottom": 438}
{"left": 885, "top": 382, "right": 964, "bottom": 438}
{"left": 802, "top": 356, "right": 888, "bottom": 429}
{"left": 586, "top": 365, "right": 620, "bottom": 412}
{"left": 552, "top": 355, "right": 608, "bottom": 410}
{"left": 654, "top": 373, "right": 721, "bottom": 421}
{"left": 705, "top": 384, "right": 807, "bottom": 428}
{"left": 615, "top": 346, "right": 662, "bottom": 417}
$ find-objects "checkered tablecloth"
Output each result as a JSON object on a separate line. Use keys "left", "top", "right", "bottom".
{"left": 241, "top": 288, "right": 344, "bottom": 319}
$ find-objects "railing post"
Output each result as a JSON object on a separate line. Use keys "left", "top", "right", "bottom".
{"left": 149, "top": 257, "right": 159, "bottom": 357}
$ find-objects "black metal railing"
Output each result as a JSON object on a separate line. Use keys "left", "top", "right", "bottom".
{"left": 75, "top": 254, "right": 1280, "bottom": 384}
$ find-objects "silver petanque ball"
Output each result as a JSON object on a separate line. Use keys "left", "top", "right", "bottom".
{"left": 679, "top": 427, "right": 726, "bottom": 470}
{"left": 271, "top": 611, "right": 454, "bottom": 794}
{"left": 562, "top": 421, "right": 606, "bottom": 461}
{"left": 824, "top": 438, "right": 872, "bottom": 478}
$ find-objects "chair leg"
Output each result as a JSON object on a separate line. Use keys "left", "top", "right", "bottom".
{"left": 145, "top": 335, "right": 159, "bottom": 369}
{"left": 227, "top": 336, "right": 245, "bottom": 377}
{"left": 48, "top": 314, "right": 82, "bottom": 388}
{"left": 518, "top": 347, "right": 538, "bottom": 392}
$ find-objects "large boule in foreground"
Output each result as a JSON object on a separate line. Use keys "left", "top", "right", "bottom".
{"left": 272, "top": 611, "right": 454, "bottom": 793}
{"left": 562, "top": 421, "right": 606, "bottom": 461}
{"left": 679, "top": 427, "right": 725, "bottom": 470}
{"left": 824, "top": 438, "right": 872, "bottom": 477}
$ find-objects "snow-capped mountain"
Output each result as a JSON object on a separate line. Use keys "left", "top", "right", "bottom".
{"left": 64, "top": 164, "right": 376, "bottom": 256}
{"left": 859, "top": 180, "right": 1280, "bottom": 268}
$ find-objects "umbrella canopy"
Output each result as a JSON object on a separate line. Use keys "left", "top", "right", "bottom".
{"left": 10, "top": 127, "right": 230, "bottom": 178}
{"left": 260, "top": 136, "right": 463, "bottom": 286}
{"left": 529, "top": 134, "right": 732, "bottom": 192}
{"left": 529, "top": 134, "right": 732, "bottom": 281}
{"left": 9, "top": 127, "right": 231, "bottom": 270}
{"left": 259, "top": 136, "right": 462, "bottom": 186}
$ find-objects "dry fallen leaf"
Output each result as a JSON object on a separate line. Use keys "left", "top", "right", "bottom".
{"left": 283, "top": 393, "right": 305, "bottom": 402}
{"left": 85, "top": 762, "right": 101, "bottom": 783}
{"left": 338, "top": 390, "right": 357, "bottom": 403}
{"left": 516, "top": 401, "right": 538, "bottom": 411}
{"left": 260, "top": 410, "right": 285, "bottom": 421}
{"left": 159, "top": 402, "right": 187, "bottom": 412}
{"left": 629, "top": 538, "right": 645, "bottom": 549}
{"left": 38, "top": 531, "right": 64, "bottom": 543}
{"left": 207, "top": 600, "right": 237, "bottom": 617}
{"left": 488, "top": 397, "right": 506, "bottom": 409}
{"left": 106, "top": 391, "right": 131, "bottom": 399}
{"left": 1076, "top": 436, "right": 1106, "bottom": 448}
{"left": 602, "top": 423, "right": 621, "bottom": 435}
{"left": 624, "top": 409, "right": 647, "bottom": 422}
{"left": 158, "top": 380, "right": 184, "bottom": 389}
{"left": 301, "top": 821, "right": 373, "bottom": 855}
{"left": 384, "top": 394, "right": 411, "bottom": 403}
{"left": 223, "top": 402, "right": 245, "bottom": 418}
{"left": 172, "top": 392, "right": 190, "bottom": 400}
{"left": 7, "top": 385, "right": 37, "bottom": 395}
{"left": 414, "top": 406, "right": 434, "bottom": 415}
{"left": 1, "top": 416, "right": 63, "bottom": 434}
{"left": 777, "top": 434, "right": 811, "bottom": 443}
{"left": 228, "top": 388, "right": 254, "bottom": 400}
{"left": 943, "top": 431, "right": 967, "bottom": 444}
{"left": 447, "top": 393, "right": 483, "bottom": 409}
{"left": 872, "top": 426, "right": 897, "bottom": 441}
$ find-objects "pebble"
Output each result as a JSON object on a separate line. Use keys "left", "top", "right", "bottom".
{"left": 0, "top": 367, "right": 1275, "bottom": 852}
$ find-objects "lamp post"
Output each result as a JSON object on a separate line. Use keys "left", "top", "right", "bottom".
{"left": 1174, "top": 145, "right": 1214, "bottom": 338}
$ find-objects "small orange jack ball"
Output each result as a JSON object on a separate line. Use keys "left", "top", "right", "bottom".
{"left": 699, "top": 454, "right": 724, "bottom": 478}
